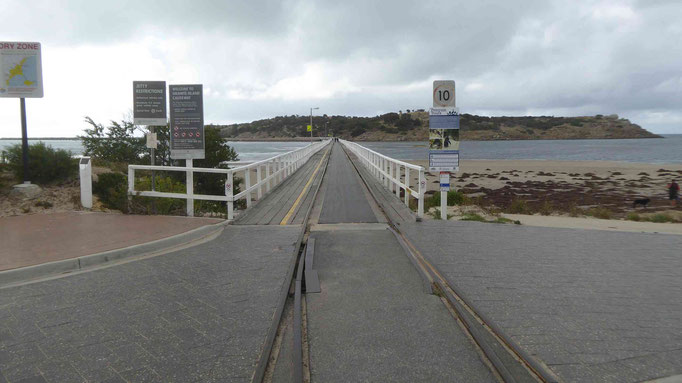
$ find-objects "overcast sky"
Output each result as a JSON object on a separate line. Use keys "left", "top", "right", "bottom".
{"left": 1, "top": 0, "right": 681, "bottom": 137}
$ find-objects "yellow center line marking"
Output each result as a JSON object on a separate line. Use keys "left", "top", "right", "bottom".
{"left": 279, "top": 149, "right": 329, "bottom": 225}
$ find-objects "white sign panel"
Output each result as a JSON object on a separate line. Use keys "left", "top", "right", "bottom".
{"left": 432, "top": 80, "right": 455, "bottom": 108}
{"left": 0, "top": 41, "right": 43, "bottom": 98}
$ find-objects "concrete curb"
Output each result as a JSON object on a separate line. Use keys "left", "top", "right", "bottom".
{"left": 0, "top": 220, "right": 228, "bottom": 288}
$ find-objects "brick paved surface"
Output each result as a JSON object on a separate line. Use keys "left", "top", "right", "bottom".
{"left": 0, "top": 225, "right": 300, "bottom": 382}
{"left": 401, "top": 220, "right": 682, "bottom": 383}
{"left": 0, "top": 212, "right": 221, "bottom": 271}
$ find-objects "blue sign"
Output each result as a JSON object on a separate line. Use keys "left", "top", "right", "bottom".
{"left": 429, "top": 114, "right": 460, "bottom": 130}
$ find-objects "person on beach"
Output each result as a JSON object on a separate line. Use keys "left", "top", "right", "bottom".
{"left": 669, "top": 179, "right": 680, "bottom": 207}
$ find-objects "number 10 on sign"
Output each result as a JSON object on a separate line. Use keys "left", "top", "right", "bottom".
{"left": 433, "top": 80, "right": 455, "bottom": 108}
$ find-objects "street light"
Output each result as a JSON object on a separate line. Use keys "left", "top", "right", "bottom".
{"left": 310, "top": 107, "right": 319, "bottom": 143}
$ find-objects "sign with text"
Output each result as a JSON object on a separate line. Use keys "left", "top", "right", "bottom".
{"left": 429, "top": 106, "right": 460, "bottom": 172}
{"left": 133, "top": 81, "right": 167, "bottom": 125}
{"left": 169, "top": 84, "right": 205, "bottom": 159}
{"left": 0, "top": 41, "right": 43, "bottom": 98}
{"left": 432, "top": 80, "right": 455, "bottom": 108}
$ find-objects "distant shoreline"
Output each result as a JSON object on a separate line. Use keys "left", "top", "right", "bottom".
{"left": 0, "top": 137, "right": 80, "bottom": 140}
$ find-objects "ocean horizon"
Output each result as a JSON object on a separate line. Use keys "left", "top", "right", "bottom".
{"left": 1, "top": 135, "right": 681, "bottom": 164}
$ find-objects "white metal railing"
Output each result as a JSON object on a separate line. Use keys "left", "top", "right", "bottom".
{"left": 340, "top": 139, "right": 425, "bottom": 219}
{"left": 128, "top": 139, "right": 331, "bottom": 220}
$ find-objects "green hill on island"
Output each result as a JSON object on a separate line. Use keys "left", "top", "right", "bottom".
{"left": 216, "top": 111, "right": 660, "bottom": 141}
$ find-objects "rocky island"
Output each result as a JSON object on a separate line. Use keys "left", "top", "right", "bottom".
{"left": 217, "top": 112, "right": 660, "bottom": 141}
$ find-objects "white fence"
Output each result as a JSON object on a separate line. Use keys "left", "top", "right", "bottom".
{"left": 340, "top": 139, "right": 425, "bottom": 219}
{"left": 128, "top": 139, "right": 331, "bottom": 220}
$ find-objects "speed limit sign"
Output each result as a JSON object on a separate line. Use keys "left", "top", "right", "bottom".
{"left": 433, "top": 80, "right": 455, "bottom": 107}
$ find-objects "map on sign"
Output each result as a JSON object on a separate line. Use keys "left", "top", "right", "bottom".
{"left": 4, "top": 55, "right": 38, "bottom": 87}
{"left": 0, "top": 41, "right": 43, "bottom": 98}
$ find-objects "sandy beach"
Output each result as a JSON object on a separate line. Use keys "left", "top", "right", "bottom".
{"left": 403, "top": 159, "right": 682, "bottom": 232}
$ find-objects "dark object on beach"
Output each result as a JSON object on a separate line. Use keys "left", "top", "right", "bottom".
{"left": 633, "top": 198, "right": 650, "bottom": 208}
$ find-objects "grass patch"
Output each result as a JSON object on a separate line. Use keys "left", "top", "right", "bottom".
{"left": 461, "top": 212, "right": 487, "bottom": 222}
{"left": 506, "top": 199, "right": 531, "bottom": 214}
{"left": 585, "top": 207, "right": 613, "bottom": 219}
{"left": 424, "top": 190, "right": 469, "bottom": 210}
{"left": 494, "top": 217, "right": 521, "bottom": 224}
{"left": 649, "top": 213, "right": 674, "bottom": 223}
{"left": 626, "top": 212, "right": 641, "bottom": 221}
{"left": 538, "top": 200, "right": 554, "bottom": 216}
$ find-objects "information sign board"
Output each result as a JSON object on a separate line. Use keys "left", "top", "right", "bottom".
{"left": 429, "top": 107, "right": 460, "bottom": 172}
{"left": 0, "top": 41, "right": 43, "bottom": 98}
{"left": 169, "top": 84, "right": 205, "bottom": 159}
{"left": 133, "top": 81, "right": 167, "bottom": 125}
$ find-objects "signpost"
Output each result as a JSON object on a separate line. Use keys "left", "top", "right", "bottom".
{"left": 429, "top": 80, "right": 460, "bottom": 220}
{"left": 133, "top": 81, "right": 167, "bottom": 199}
{"left": 169, "top": 84, "right": 204, "bottom": 217}
{"left": 1, "top": 41, "right": 43, "bottom": 183}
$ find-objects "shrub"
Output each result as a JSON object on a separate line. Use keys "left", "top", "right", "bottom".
{"left": 93, "top": 172, "right": 129, "bottom": 212}
{"left": 507, "top": 199, "right": 531, "bottom": 214}
{"left": 80, "top": 117, "right": 146, "bottom": 164}
{"left": 425, "top": 190, "right": 467, "bottom": 210}
{"left": 132, "top": 175, "right": 186, "bottom": 215}
{"left": 649, "top": 213, "right": 673, "bottom": 223}
{"left": 626, "top": 212, "right": 641, "bottom": 221}
{"left": 447, "top": 190, "right": 466, "bottom": 205}
{"left": 5, "top": 142, "right": 77, "bottom": 184}
{"left": 538, "top": 200, "right": 554, "bottom": 216}
{"left": 461, "top": 212, "right": 486, "bottom": 222}
{"left": 586, "top": 207, "right": 612, "bottom": 219}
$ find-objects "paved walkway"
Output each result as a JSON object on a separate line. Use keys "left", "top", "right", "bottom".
{"left": 0, "top": 212, "right": 221, "bottom": 271}
{"left": 305, "top": 143, "right": 495, "bottom": 382}
{"left": 401, "top": 220, "right": 682, "bottom": 383}
{"left": 0, "top": 225, "right": 301, "bottom": 383}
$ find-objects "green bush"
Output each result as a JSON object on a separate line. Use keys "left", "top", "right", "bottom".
{"left": 5, "top": 142, "right": 77, "bottom": 184}
{"left": 539, "top": 200, "right": 554, "bottom": 216}
{"left": 649, "top": 213, "right": 673, "bottom": 223}
{"left": 132, "top": 175, "right": 186, "bottom": 215}
{"left": 80, "top": 117, "right": 146, "bottom": 164}
{"left": 93, "top": 172, "right": 129, "bottom": 212}
{"left": 586, "top": 207, "right": 612, "bottom": 219}
{"left": 425, "top": 190, "right": 467, "bottom": 210}
{"left": 461, "top": 212, "right": 486, "bottom": 222}
{"left": 507, "top": 199, "right": 530, "bottom": 214}
{"left": 626, "top": 212, "right": 641, "bottom": 221}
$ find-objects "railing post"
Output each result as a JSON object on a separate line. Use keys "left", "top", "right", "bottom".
{"left": 186, "top": 159, "right": 194, "bottom": 217}
{"left": 245, "top": 169, "right": 251, "bottom": 208}
{"left": 257, "top": 165, "right": 263, "bottom": 200}
{"left": 389, "top": 162, "right": 395, "bottom": 192}
{"left": 226, "top": 171, "right": 234, "bottom": 220}
{"left": 404, "top": 167, "right": 410, "bottom": 206}
{"left": 266, "top": 162, "right": 271, "bottom": 192}
{"left": 395, "top": 163, "right": 400, "bottom": 198}
{"left": 128, "top": 167, "right": 135, "bottom": 195}
{"left": 418, "top": 169, "right": 425, "bottom": 220}
{"left": 128, "top": 167, "right": 134, "bottom": 212}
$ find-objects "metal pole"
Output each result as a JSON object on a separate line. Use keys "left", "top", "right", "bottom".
{"left": 150, "top": 126, "right": 156, "bottom": 191}
{"left": 186, "top": 158, "right": 194, "bottom": 217}
{"left": 310, "top": 108, "right": 313, "bottom": 143}
{"left": 150, "top": 126, "right": 157, "bottom": 214}
{"left": 20, "top": 98, "right": 29, "bottom": 184}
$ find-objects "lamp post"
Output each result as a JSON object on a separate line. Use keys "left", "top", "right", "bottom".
{"left": 310, "top": 107, "right": 319, "bottom": 143}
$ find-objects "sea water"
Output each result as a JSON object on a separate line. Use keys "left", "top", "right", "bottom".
{"left": 1, "top": 135, "right": 680, "bottom": 164}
